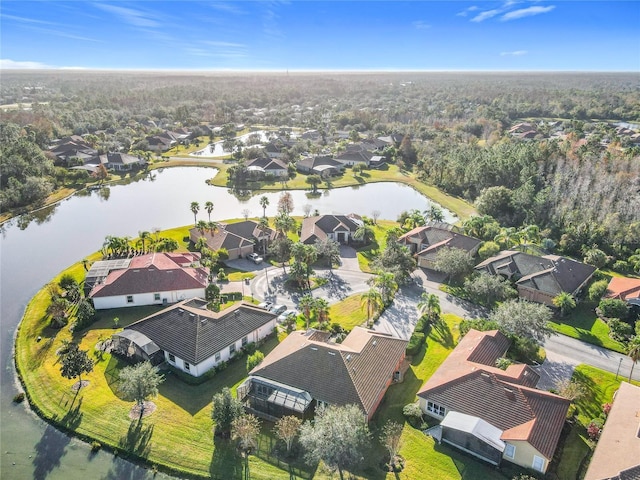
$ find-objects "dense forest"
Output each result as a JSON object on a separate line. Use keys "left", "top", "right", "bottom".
{"left": 1, "top": 71, "right": 639, "bottom": 266}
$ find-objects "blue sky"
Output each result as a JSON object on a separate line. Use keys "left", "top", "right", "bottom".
{"left": 1, "top": 1, "right": 638, "bottom": 71}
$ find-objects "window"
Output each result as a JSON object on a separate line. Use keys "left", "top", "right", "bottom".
{"left": 126, "top": 295, "right": 134, "bottom": 303}
{"left": 229, "top": 344, "right": 236, "bottom": 355}
{"left": 214, "top": 352, "right": 221, "bottom": 362}
{"left": 504, "top": 444, "right": 516, "bottom": 459}
{"left": 241, "top": 336, "right": 248, "bottom": 347}
{"left": 168, "top": 353, "right": 176, "bottom": 363}
{"left": 532, "top": 455, "right": 545, "bottom": 472}
{"left": 184, "top": 361, "right": 191, "bottom": 371}
{"left": 427, "top": 401, "right": 445, "bottom": 416}
{"left": 154, "top": 293, "right": 161, "bottom": 301}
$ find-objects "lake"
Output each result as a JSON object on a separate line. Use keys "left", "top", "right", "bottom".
{"left": 0, "top": 166, "right": 454, "bottom": 479}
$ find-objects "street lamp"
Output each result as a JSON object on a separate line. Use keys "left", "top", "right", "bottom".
{"left": 615, "top": 357, "right": 623, "bottom": 380}
{"left": 265, "top": 265, "right": 270, "bottom": 293}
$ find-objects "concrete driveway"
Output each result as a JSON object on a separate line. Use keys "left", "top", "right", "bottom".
{"left": 534, "top": 348, "right": 580, "bottom": 391}
{"left": 338, "top": 245, "right": 361, "bottom": 272}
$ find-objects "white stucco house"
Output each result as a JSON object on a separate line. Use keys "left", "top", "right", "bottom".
{"left": 112, "top": 299, "right": 277, "bottom": 377}
{"left": 88, "top": 252, "right": 208, "bottom": 310}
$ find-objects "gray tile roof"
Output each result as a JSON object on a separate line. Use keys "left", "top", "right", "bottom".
{"left": 126, "top": 300, "right": 277, "bottom": 364}
{"left": 250, "top": 328, "right": 407, "bottom": 416}
{"left": 300, "top": 215, "right": 359, "bottom": 244}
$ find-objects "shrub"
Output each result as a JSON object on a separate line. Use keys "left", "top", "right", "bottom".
{"left": 246, "top": 351, "right": 264, "bottom": 372}
{"left": 405, "top": 332, "right": 425, "bottom": 356}
{"left": 91, "top": 441, "right": 102, "bottom": 452}
{"left": 459, "top": 318, "right": 500, "bottom": 337}
{"left": 241, "top": 342, "right": 257, "bottom": 356}
{"left": 613, "top": 260, "right": 630, "bottom": 273}
{"left": 414, "top": 315, "right": 430, "bottom": 333}
{"left": 587, "top": 418, "right": 604, "bottom": 441}
{"left": 507, "top": 336, "right": 541, "bottom": 364}
{"left": 495, "top": 357, "right": 512, "bottom": 370}
{"left": 565, "top": 404, "right": 577, "bottom": 420}
{"left": 602, "top": 403, "right": 612, "bottom": 417}
{"left": 215, "top": 360, "right": 228, "bottom": 373}
{"left": 598, "top": 298, "right": 629, "bottom": 320}
{"left": 402, "top": 403, "right": 423, "bottom": 424}
{"left": 13, "top": 392, "right": 25, "bottom": 403}
{"left": 608, "top": 318, "right": 633, "bottom": 342}
{"left": 588, "top": 280, "right": 609, "bottom": 302}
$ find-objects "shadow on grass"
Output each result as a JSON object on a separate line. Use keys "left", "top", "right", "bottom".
{"left": 104, "top": 354, "right": 131, "bottom": 400}
{"left": 429, "top": 318, "right": 455, "bottom": 349}
{"left": 118, "top": 420, "right": 154, "bottom": 459}
{"left": 572, "top": 369, "right": 599, "bottom": 420}
{"left": 433, "top": 442, "right": 510, "bottom": 480}
{"left": 33, "top": 425, "right": 72, "bottom": 480}
{"left": 210, "top": 436, "right": 243, "bottom": 480}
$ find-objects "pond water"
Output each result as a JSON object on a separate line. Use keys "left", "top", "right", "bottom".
{"left": 0, "top": 166, "right": 454, "bottom": 479}
{"left": 190, "top": 130, "right": 272, "bottom": 157}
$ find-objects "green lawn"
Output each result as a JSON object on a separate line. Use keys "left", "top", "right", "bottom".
{"left": 549, "top": 302, "right": 627, "bottom": 354}
{"left": 327, "top": 294, "right": 368, "bottom": 331}
{"left": 552, "top": 365, "right": 640, "bottom": 480}
{"left": 356, "top": 220, "right": 398, "bottom": 273}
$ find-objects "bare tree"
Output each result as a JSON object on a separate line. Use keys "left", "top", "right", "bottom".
{"left": 274, "top": 415, "right": 302, "bottom": 455}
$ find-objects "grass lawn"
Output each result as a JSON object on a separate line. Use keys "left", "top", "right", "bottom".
{"left": 356, "top": 220, "right": 398, "bottom": 273}
{"left": 327, "top": 294, "right": 368, "bottom": 331}
{"left": 552, "top": 365, "right": 640, "bottom": 480}
{"left": 549, "top": 302, "right": 627, "bottom": 354}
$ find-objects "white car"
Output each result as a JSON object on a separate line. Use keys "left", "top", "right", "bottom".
{"left": 247, "top": 253, "right": 263, "bottom": 264}
{"left": 270, "top": 304, "right": 287, "bottom": 315}
{"left": 277, "top": 309, "right": 299, "bottom": 323}
{"left": 258, "top": 301, "right": 273, "bottom": 310}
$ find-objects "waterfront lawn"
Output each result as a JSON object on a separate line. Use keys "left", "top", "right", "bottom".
{"left": 549, "top": 302, "right": 626, "bottom": 354}
{"left": 356, "top": 220, "right": 397, "bottom": 273}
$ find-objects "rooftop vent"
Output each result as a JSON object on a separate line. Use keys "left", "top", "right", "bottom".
{"left": 346, "top": 354, "right": 352, "bottom": 361}
{"left": 372, "top": 340, "right": 377, "bottom": 346}
{"left": 328, "top": 351, "right": 336, "bottom": 356}
{"left": 178, "top": 309, "right": 184, "bottom": 316}
{"left": 310, "top": 347, "right": 318, "bottom": 351}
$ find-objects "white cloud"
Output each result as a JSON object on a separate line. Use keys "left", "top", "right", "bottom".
{"left": 0, "top": 59, "right": 52, "bottom": 69}
{"left": 471, "top": 9, "right": 502, "bottom": 22}
{"left": 413, "top": 20, "right": 431, "bottom": 30}
{"left": 500, "top": 50, "right": 528, "bottom": 56}
{"left": 208, "top": 2, "right": 247, "bottom": 15}
{"left": 457, "top": 6, "right": 479, "bottom": 17}
{"left": 202, "top": 41, "right": 246, "bottom": 48}
{"left": 94, "top": 4, "right": 160, "bottom": 28}
{"left": 501, "top": 5, "right": 555, "bottom": 21}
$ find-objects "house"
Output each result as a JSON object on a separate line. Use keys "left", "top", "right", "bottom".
{"left": 189, "top": 220, "right": 277, "bottom": 258}
{"left": 300, "top": 214, "right": 360, "bottom": 245}
{"left": 99, "top": 152, "right": 145, "bottom": 171}
{"left": 89, "top": 252, "right": 208, "bottom": 310}
{"left": 49, "top": 138, "right": 98, "bottom": 166}
{"left": 475, "top": 251, "right": 596, "bottom": 307}
{"left": 146, "top": 135, "right": 174, "bottom": 152}
{"left": 334, "top": 147, "right": 373, "bottom": 167}
{"left": 398, "top": 223, "right": 481, "bottom": 270}
{"left": 604, "top": 277, "right": 640, "bottom": 307}
{"left": 377, "top": 133, "right": 404, "bottom": 147}
{"left": 418, "top": 329, "right": 569, "bottom": 474}
{"left": 246, "top": 157, "right": 288, "bottom": 177}
{"left": 112, "top": 299, "right": 277, "bottom": 377}
{"left": 584, "top": 382, "right": 640, "bottom": 480}
{"left": 238, "top": 327, "right": 407, "bottom": 421}
{"left": 296, "top": 156, "right": 344, "bottom": 177}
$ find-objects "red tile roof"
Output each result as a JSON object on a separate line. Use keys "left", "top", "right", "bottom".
{"left": 605, "top": 277, "right": 640, "bottom": 301}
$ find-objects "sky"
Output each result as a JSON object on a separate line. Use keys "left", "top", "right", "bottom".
{"left": 1, "top": 1, "right": 638, "bottom": 71}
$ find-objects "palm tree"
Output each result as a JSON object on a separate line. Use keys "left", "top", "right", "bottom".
{"left": 518, "top": 225, "right": 541, "bottom": 253}
{"left": 196, "top": 220, "right": 208, "bottom": 236}
{"left": 353, "top": 224, "right": 375, "bottom": 244}
{"left": 494, "top": 227, "right": 521, "bottom": 249}
{"left": 190, "top": 202, "right": 200, "bottom": 226}
{"left": 274, "top": 212, "right": 296, "bottom": 236}
{"left": 417, "top": 292, "right": 441, "bottom": 323}
{"left": 204, "top": 201, "right": 214, "bottom": 221}
{"left": 553, "top": 292, "right": 576, "bottom": 316}
{"left": 312, "top": 298, "right": 330, "bottom": 327}
{"left": 258, "top": 216, "right": 270, "bottom": 254}
{"left": 298, "top": 294, "right": 315, "bottom": 330}
{"left": 360, "top": 288, "right": 383, "bottom": 322}
{"left": 628, "top": 337, "right": 640, "bottom": 383}
{"left": 138, "top": 231, "right": 151, "bottom": 253}
{"left": 259, "top": 196, "right": 270, "bottom": 218}
{"left": 81, "top": 258, "right": 90, "bottom": 271}
{"left": 424, "top": 205, "right": 444, "bottom": 223}
{"left": 370, "top": 272, "right": 398, "bottom": 306}
{"left": 207, "top": 221, "right": 219, "bottom": 236}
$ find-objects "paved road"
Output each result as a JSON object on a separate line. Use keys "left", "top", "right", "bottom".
{"left": 543, "top": 333, "right": 639, "bottom": 382}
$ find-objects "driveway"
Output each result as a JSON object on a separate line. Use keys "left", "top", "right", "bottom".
{"left": 338, "top": 245, "right": 361, "bottom": 272}
{"left": 534, "top": 349, "right": 580, "bottom": 391}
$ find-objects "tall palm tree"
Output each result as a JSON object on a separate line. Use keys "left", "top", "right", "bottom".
{"left": 258, "top": 216, "right": 270, "bottom": 254}
{"left": 274, "top": 212, "right": 296, "bottom": 236}
{"left": 354, "top": 224, "right": 375, "bottom": 244}
{"left": 360, "top": 288, "right": 383, "bottom": 322}
{"left": 312, "top": 298, "right": 330, "bottom": 327}
{"left": 298, "top": 294, "right": 315, "bottom": 330}
{"left": 370, "top": 272, "right": 398, "bottom": 306}
{"left": 628, "top": 337, "right": 640, "bottom": 383}
{"left": 494, "top": 227, "right": 521, "bottom": 249}
{"left": 138, "top": 231, "right": 151, "bottom": 253}
{"left": 417, "top": 292, "right": 441, "bottom": 323}
{"left": 190, "top": 201, "right": 200, "bottom": 226}
{"left": 204, "top": 201, "right": 214, "bottom": 222}
{"left": 259, "top": 196, "right": 270, "bottom": 218}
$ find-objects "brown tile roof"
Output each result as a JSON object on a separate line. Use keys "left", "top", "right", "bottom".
{"left": 418, "top": 329, "right": 568, "bottom": 460}
{"left": 585, "top": 382, "right": 640, "bottom": 480}
{"left": 605, "top": 277, "right": 640, "bottom": 302}
{"left": 250, "top": 327, "right": 407, "bottom": 417}
{"left": 89, "top": 253, "right": 208, "bottom": 298}
{"left": 398, "top": 224, "right": 481, "bottom": 258}
{"left": 126, "top": 300, "right": 277, "bottom": 364}
{"left": 189, "top": 225, "right": 254, "bottom": 252}
{"left": 300, "top": 215, "right": 359, "bottom": 244}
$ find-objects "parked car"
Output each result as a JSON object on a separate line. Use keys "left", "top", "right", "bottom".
{"left": 277, "top": 309, "right": 299, "bottom": 323}
{"left": 258, "top": 301, "right": 273, "bottom": 310}
{"left": 270, "top": 304, "right": 287, "bottom": 315}
{"left": 247, "top": 253, "right": 263, "bottom": 264}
